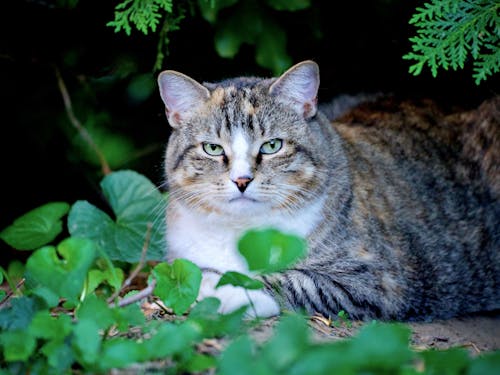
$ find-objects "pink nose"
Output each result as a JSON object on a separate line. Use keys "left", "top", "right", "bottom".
{"left": 232, "top": 176, "right": 253, "bottom": 193}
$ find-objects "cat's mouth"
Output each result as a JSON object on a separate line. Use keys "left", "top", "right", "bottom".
{"left": 228, "top": 195, "right": 259, "bottom": 204}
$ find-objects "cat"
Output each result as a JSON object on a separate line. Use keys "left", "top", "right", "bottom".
{"left": 157, "top": 60, "right": 500, "bottom": 321}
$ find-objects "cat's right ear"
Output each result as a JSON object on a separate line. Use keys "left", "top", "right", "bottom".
{"left": 157, "top": 71, "right": 210, "bottom": 127}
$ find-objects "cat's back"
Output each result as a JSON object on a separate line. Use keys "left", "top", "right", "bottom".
{"left": 329, "top": 96, "right": 499, "bottom": 204}
{"left": 324, "top": 96, "right": 500, "bottom": 318}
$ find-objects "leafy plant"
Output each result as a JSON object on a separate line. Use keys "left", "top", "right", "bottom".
{"left": 1, "top": 170, "right": 500, "bottom": 373}
{"left": 404, "top": 0, "right": 500, "bottom": 84}
{"left": 108, "top": 0, "right": 313, "bottom": 74}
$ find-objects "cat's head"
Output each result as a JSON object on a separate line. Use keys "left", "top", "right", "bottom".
{"left": 158, "top": 61, "right": 330, "bottom": 219}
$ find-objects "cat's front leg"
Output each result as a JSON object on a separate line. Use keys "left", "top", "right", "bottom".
{"left": 199, "top": 271, "right": 280, "bottom": 318}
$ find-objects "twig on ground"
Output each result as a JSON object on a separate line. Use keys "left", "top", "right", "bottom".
{"left": 108, "top": 223, "right": 153, "bottom": 305}
{"left": 0, "top": 278, "right": 25, "bottom": 307}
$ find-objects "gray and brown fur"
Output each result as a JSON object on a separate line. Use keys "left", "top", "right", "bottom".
{"left": 159, "top": 61, "right": 499, "bottom": 321}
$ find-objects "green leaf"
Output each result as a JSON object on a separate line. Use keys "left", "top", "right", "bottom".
{"left": 68, "top": 170, "right": 167, "bottom": 262}
{"left": 99, "top": 338, "right": 145, "bottom": 370}
{"left": 25, "top": 237, "right": 96, "bottom": 303}
{"left": 0, "top": 330, "right": 37, "bottom": 362}
{"left": 262, "top": 313, "right": 310, "bottom": 371}
{"left": 112, "top": 303, "right": 145, "bottom": 331}
{"left": 29, "top": 310, "right": 72, "bottom": 340}
{"left": 142, "top": 321, "right": 201, "bottom": 359}
{"left": 188, "top": 297, "right": 246, "bottom": 338}
{"left": 349, "top": 322, "right": 413, "bottom": 370}
{"left": 153, "top": 259, "right": 202, "bottom": 314}
{"left": 186, "top": 353, "right": 217, "bottom": 372}
{"left": 217, "top": 271, "right": 264, "bottom": 290}
{"left": 30, "top": 285, "right": 61, "bottom": 308}
{"left": 73, "top": 318, "right": 102, "bottom": 365}
{"left": 0, "top": 296, "right": 38, "bottom": 330}
{"left": 40, "top": 338, "right": 74, "bottom": 371}
{"left": 421, "top": 347, "right": 470, "bottom": 375}
{"left": 0, "top": 202, "right": 70, "bottom": 250}
{"left": 255, "top": 21, "right": 292, "bottom": 75}
{"left": 87, "top": 266, "right": 125, "bottom": 295}
{"left": 238, "top": 228, "right": 306, "bottom": 273}
{"left": 76, "top": 294, "right": 115, "bottom": 330}
{"left": 214, "top": 1, "right": 260, "bottom": 58}
{"left": 468, "top": 351, "right": 500, "bottom": 375}
{"left": 219, "top": 335, "right": 273, "bottom": 375}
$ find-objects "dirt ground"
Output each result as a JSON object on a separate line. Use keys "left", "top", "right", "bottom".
{"left": 249, "top": 312, "right": 500, "bottom": 356}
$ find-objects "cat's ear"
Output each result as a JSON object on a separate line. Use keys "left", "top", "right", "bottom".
{"left": 269, "top": 60, "right": 320, "bottom": 119}
{"left": 157, "top": 70, "right": 210, "bottom": 127}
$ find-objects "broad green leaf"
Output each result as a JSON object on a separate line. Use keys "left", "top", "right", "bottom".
{"left": 214, "top": 1, "right": 260, "bottom": 58}
{"left": 468, "top": 351, "right": 500, "bottom": 375}
{"left": 112, "top": 303, "right": 145, "bottom": 331}
{"left": 87, "top": 266, "right": 124, "bottom": 294}
{"left": 186, "top": 354, "right": 217, "bottom": 373}
{"left": 421, "top": 347, "right": 469, "bottom": 374}
{"left": 76, "top": 294, "right": 115, "bottom": 330}
{"left": 349, "top": 322, "right": 413, "bottom": 370}
{"left": 153, "top": 259, "right": 202, "bottom": 314}
{"left": 0, "top": 202, "right": 70, "bottom": 250}
{"left": 142, "top": 321, "right": 201, "bottom": 359}
{"left": 288, "top": 342, "right": 353, "bottom": 375}
{"left": 255, "top": 22, "right": 292, "bottom": 75}
{"left": 218, "top": 335, "right": 274, "bottom": 375}
{"left": 68, "top": 170, "right": 167, "bottom": 261}
{"left": 262, "top": 314, "right": 310, "bottom": 370}
{"left": 40, "top": 338, "right": 74, "bottom": 371}
{"left": 30, "top": 285, "right": 61, "bottom": 308}
{"left": 25, "top": 237, "right": 96, "bottom": 303}
{"left": 29, "top": 310, "right": 72, "bottom": 340}
{"left": 0, "top": 330, "right": 36, "bottom": 361}
{"left": 0, "top": 296, "right": 38, "bottom": 330}
{"left": 99, "top": 338, "right": 145, "bottom": 370}
{"left": 217, "top": 271, "right": 264, "bottom": 290}
{"left": 73, "top": 318, "right": 102, "bottom": 365}
{"left": 238, "top": 228, "right": 306, "bottom": 273}
{"left": 188, "top": 297, "right": 246, "bottom": 338}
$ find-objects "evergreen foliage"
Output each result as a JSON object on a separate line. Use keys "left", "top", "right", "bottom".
{"left": 403, "top": 0, "right": 500, "bottom": 84}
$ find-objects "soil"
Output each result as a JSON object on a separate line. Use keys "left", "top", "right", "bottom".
{"left": 248, "top": 312, "right": 500, "bottom": 356}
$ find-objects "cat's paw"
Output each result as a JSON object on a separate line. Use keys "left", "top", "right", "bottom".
{"left": 199, "top": 272, "right": 280, "bottom": 318}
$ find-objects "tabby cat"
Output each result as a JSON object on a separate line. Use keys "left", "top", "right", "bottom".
{"left": 157, "top": 61, "right": 499, "bottom": 321}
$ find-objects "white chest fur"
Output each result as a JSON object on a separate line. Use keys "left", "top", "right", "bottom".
{"left": 165, "top": 197, "right": 325, "bottom": 317}
{"left": 166, "top": 195, "right": 326, "bottom": 273}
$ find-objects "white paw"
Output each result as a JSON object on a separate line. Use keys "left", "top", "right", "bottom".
{"left": 198, "top": 272, "right": 280, "bottom": 318}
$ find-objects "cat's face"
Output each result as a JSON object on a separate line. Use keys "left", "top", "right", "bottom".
{"left": 159, "top": 61, "right": 329, "bottom": 219}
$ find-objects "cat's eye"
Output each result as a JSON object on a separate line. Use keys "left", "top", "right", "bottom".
{"left": 202, "top": 143, "right": 225, "bottom": 156}
{"left": 259, "top": 139, "right": 283, "bottom": 155}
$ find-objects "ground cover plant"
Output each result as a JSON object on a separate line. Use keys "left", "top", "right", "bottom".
{"left": 1, "top": 170, "right": 500, "bottom": 373}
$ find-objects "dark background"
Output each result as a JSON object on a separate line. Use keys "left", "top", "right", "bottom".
{"left": 1, "top": 0, "right": 498, "bottom": 256}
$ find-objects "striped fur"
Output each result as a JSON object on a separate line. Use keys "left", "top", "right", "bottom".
{"left": 158, "top": 61, "right": 500, "bottom": 321}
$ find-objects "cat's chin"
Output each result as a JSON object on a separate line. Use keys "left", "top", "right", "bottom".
{"left": 223, "top": 195, "right": 268, "bottom": 214}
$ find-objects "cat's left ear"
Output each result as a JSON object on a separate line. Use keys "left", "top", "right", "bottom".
{"left": 269, "top": 60, "right": 319, "bottom": 119}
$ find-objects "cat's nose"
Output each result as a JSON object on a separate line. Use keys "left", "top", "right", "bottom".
{"left": 232, "top": 176, "right": 253, "bottom": 193}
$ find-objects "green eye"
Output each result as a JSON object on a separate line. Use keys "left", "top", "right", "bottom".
{"left": 202, "top": 143, "right": 225, "bottom": 156}
{"left": 260, "top": 139, "right": 283, "bottom": 155}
